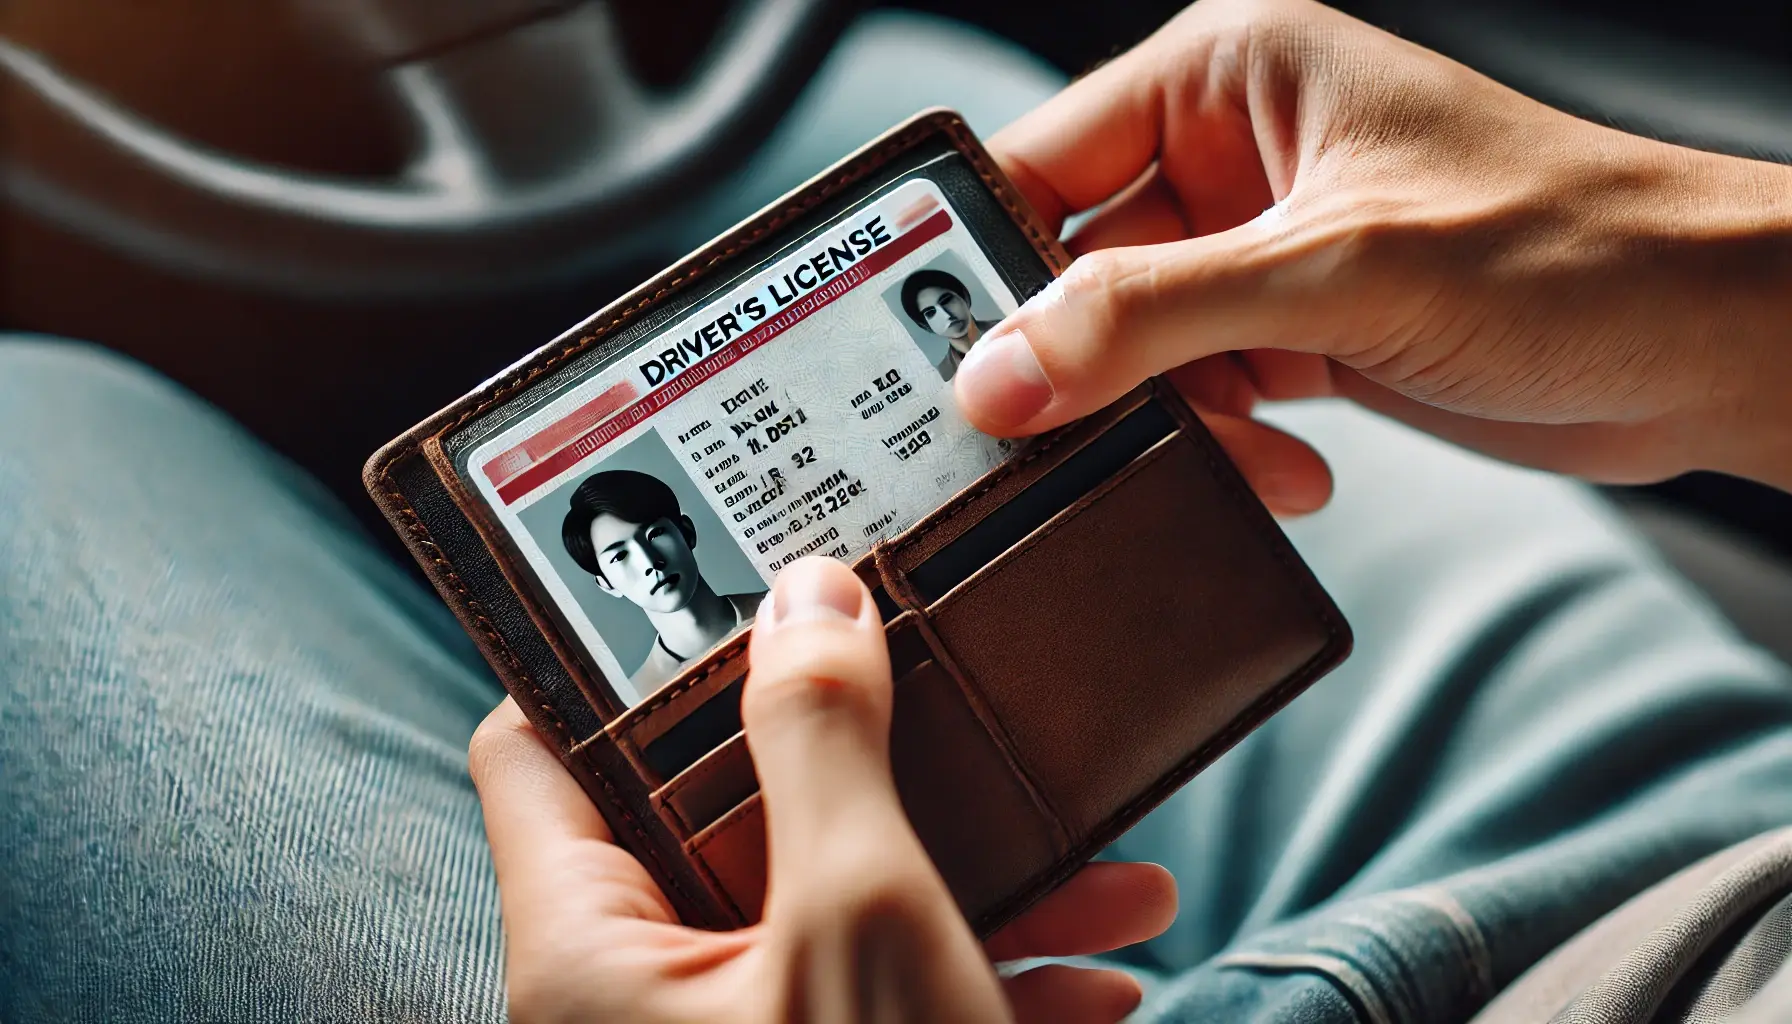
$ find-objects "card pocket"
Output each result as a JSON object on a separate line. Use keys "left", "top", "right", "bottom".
{"left": 903, "top": 397, "right": 1177, "bottom": 604}
{"left": 636, "top": 677, "right": 745, "bottom": 784}
{"left": 604, "top": 393, "right": 1176, "bottom": 792}
{"left": 923, "top": 426, "right": 1347, "bottom": 844}
{"left": 654, "top": 731, "right": 758, "bottom": 837}
{"left": 677, "top": 650, "right": 1069, "bottom": 931}
{"left": 686, "top": 793, "right": 767, "bottom": 922}
{"left": 886, "top": 656, "right": 1066, "bottom": 923}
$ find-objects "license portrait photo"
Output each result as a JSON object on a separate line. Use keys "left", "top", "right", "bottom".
{"left": 514, "top": 430, "right": 766, "bottom": 704}
{"left": 885, "top": 251, "right": 1004, "bottom": 382}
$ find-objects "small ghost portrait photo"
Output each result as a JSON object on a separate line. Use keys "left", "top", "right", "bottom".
{"left": 888, "top": 251, "right": 1003, "bottom": 382}
{"left": 518, "top": 429, "right": 765, "bottom": 704}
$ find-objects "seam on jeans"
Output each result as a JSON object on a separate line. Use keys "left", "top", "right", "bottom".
{"left": 1214, "top": 952, "right": 1392, "bottom": 1024}
{"left": 1397, "top": 886, "right": 1494, "bottom": 1000}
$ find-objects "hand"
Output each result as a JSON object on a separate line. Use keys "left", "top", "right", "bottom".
{"left": 958, "top": 0, "right": 1792, "bottom": 494}
{"left": 469, "top": 557, "right": 1177, "bottom": 1023}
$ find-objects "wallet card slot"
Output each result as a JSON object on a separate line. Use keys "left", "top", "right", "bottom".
{"left": 871, "top": 584, "right": 904, "bottom": 623}
{"left": 654, "top": 731, "right": 759, "bottom": 837}
{"left": 639, "top": 677, "right": 745, "bottom": 782}
{"left": 924, "top": 426, "right": 1340, "bottom": 842}
{"left": 905, "top": 399, "right": 1177, "bottom": 604}
{"left": 886, "top": 655, "right": 1068, "bottom": 926}
{"left": 632, "top": 611, "right": 932, "bottom": 788}
{"left": 678, "top": 650, "right": 1072, "bottom": 933}
{"left": 686, "top": 793, "right": 768, "bottom": 923}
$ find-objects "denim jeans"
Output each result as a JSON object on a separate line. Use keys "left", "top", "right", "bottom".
{"left": 7, "top": 12, "right": 1792, "bottom": 1024}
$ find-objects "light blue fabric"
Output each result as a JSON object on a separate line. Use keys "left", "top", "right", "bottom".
{"left": 1113, "top": 404, "right": 1792, "bottom": 1022}
{"left": 6, "top": 10, "right": 1792, "bottom": 1023}
{"left": 0, "top": 339, "right": 505, "bottom": 1021}
{"left": 7, "top": 346, "right": 1792, "bottom": 1024}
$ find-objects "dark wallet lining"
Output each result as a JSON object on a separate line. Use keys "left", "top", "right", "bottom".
{"left": 905, "top": 400, "right": 1176, "bottom": 604}
{"left": 643, "top": 677, "right": 747, "bottom": 781}
{"left": 636, "top": 398, "right": 1181, "bottom": 784}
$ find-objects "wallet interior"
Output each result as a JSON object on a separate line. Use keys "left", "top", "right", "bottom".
{"left": 366, "top": 110, "right": 1351, "bottom": 935}
{"left": 565, "top": 376, "right": 1345, "bottom": 934}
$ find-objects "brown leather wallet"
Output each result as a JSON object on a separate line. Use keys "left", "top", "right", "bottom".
{"left": 364, "top": 109, "right": 1352, "bottom": 936}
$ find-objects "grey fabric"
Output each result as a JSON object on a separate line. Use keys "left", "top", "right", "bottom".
{"left": 1659, "top": 891, "right": 1792, "bottom": 1022}
{"left": 1615, "top": 499, "right": 1792, "bottom": 670}
{"left": 1103, "top": 400, "right": 1792, "bottom": 1023}
{"left": 1730, "top": 952, "right": 1792, "bottom": 1024}
{"left": 1471, "top": 828, "right": 1792, "bottom": 1024}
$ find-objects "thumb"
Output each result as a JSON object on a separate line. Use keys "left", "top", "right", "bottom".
{"left": 954, "top": 206, "right": 1352, "bottom": 436}
{"left": 744, "top": 558, "right": 1005, "bottom": 1021}
{"left": 743, "top": 556, "right": 904, "bottom": 870}
{"left": 741, "top": 555, "right": 910, "bottom": 867}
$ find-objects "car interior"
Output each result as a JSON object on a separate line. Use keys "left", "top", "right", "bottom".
{"left": 4, "top": 0, "right": 1789, "bottom": 664}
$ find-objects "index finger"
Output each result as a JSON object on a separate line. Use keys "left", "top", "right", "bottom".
{"left": 988, "top": 40, "right": 1168, "bottom": 235}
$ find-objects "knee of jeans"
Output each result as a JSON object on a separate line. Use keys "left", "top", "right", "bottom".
{"left": 0, "top": 335, "right": 294, "bottom": 544}
{"left": 0, "top": 334, "right": 192, "bottom": 416}
{"left": 0, "top": 334, "right": 247, "bottom": 474}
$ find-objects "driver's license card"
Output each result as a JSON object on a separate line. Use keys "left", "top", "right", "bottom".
{"left": 467, "top": 179, "right": 1021, "bottom": 705}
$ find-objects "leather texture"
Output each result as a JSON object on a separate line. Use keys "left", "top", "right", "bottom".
{"left": 364, "top": 109, "right": 1352, "bottom": 935}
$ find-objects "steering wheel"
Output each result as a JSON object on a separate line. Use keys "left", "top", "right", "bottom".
{"left": 0, "top": 0, "right": 856, "bottom": 299}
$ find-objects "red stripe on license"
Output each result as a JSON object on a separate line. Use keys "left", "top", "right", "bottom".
{"left": 493, "top": 209, "right": 952, "bottom": 505}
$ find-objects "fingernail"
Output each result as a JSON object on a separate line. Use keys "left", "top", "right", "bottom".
{"left": 766, "top": 558, "right": 863, "bottom": 629}
{"left": 955, "top": 327, "right": 1053, "bottom": 433}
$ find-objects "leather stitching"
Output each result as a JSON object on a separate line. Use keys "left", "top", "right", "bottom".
{"left": 872, "top": 540, "right": 925, "bottom": 612}
{"left": 681, "top": 793, "right": 763, "bottom": 925}
{"left": 361, "top": 113, "right": 983, "bottom": 931}
{"left": 940, "top": 120, "right": 1070, "bottom": 275}
{"left": 612, "top": 635, "right": 749, "bottom": 749}
{"left": 618, "top": 399, "right": 1123, "bottom": 763}
{"left": 906, "top": 392, "right": 1350, "bottom": 935}
{"left": 685, "top": 794, "right": 763, "bottom": 923}
{"left": 688, "top": 792, "right": 763, "bottom": 854}
{"left": 367, "top": 113, "right": 1071, "bottom": 741}
{"left": 654, "top": 734, "right": 748, "bottom": 836}
{"left": 367, "top": 114, "right": 1346, "bottom": 936}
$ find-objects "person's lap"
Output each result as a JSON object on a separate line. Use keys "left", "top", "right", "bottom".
{"left": 1107, "top": 403, "right": 1792, "bottom": 1021}
{"left": 8, "top": 346, "right": 1792, "bottom": 1023}
{"left": 0, "top": 339, "right": 504, "bottom": 1021}
{"left": 8, "top": 12, "right": 1792, "bottom": 1023}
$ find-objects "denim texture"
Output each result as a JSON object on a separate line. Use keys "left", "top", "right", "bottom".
{"left": 0, "top": 340, "right": 505, "bottom": 1020}
{"left": 8, "top": 336, "right": 1792, "bottom": 1022}
{"left": 9, "top": 11, "right": 1792, "bottom": 1023}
